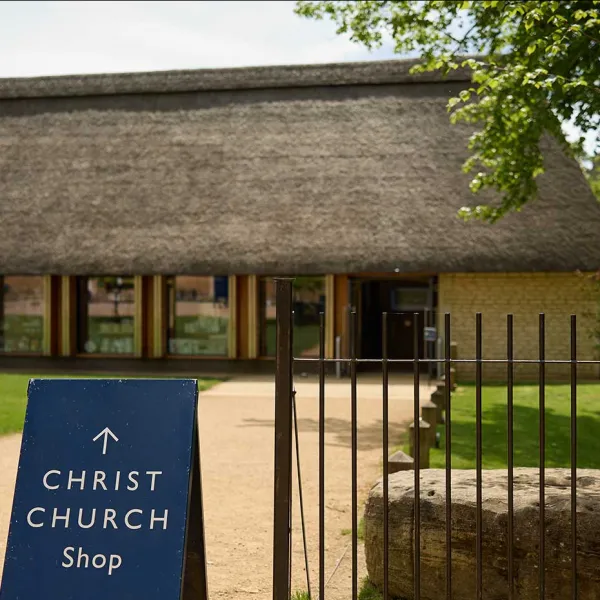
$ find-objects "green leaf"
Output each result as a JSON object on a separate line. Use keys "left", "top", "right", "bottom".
{"left": 295, "top": 0, "right": 600, "bottom": 222}
{"left": 447, "top": 97, "right": 461, "bottom": 110}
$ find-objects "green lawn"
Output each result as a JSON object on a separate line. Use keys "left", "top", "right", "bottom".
{"left": 0, "top": 374, "right": 221, "bottom": 436}
{"left": 427, "top": 384, "right": 600, "bottom": 469}
{"left": 293, "top": 579, "right": 382, "bottom": 600}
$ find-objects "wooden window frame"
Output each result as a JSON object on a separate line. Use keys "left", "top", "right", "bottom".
{"left": 0, "top": 275, "right": 49, "bottom": 357}
{"left": 253, "top": 274, "right": 335, "bottom": 359}
{"left": 71, "top": 275, "right": 142, "bottom": 358}
{"left": 163, "top": 275, "right": 237, "bottom": 360}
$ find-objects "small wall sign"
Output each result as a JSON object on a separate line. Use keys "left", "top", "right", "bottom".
{"left": 423, "top": 327, "right": 437, "bottom": 342}
{"left": 0, "top": 379, "right": 208, "bottom": 600}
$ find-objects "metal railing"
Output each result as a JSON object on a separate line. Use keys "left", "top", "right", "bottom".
{"left": 272, "top": 277, "right": 599, "bottom": 600}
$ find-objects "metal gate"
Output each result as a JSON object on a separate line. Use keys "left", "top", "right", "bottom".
{"left": 272, "top": 277, "right": 599, "bottom": 600}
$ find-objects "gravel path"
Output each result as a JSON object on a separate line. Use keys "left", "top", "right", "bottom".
{"left": 0, "top": 374, "right": 435, "bottom": 598}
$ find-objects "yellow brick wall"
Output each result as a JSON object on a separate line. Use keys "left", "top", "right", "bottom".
{"left": 438, "top": 273, "right": 600, "bottom": 382}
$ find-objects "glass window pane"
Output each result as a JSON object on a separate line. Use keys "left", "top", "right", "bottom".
{"left": 259, "top": 278, "right": 277, "bottom": 357}
{"left": 77, "top": 276, "right": 135, "bottom": 355}
{"left": 259, "top": 276, "right": 325, "bottom": 357}
{"left": 167, "top": 276, "right": 229, "bottom": 356}
{"left": 0, "top": 276, "right": 45, "bottom": 354}
{"left": 391, "top": 287, "right": 428, "bottom": 311}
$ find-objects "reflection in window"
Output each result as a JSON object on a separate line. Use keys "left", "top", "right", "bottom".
{"left": 0, "top": 276, "right": 45, "bottom": 354}
{"left": 391, "top": 287, "right": 429, "bottom": 311}
{"left": 167, "top": 276, "right": 229, "bottom": 356}
{"left": 76, "top": 276, "right": 135, "bottom": 355}
{"left": 259, "top": 276, "right": 325, "bottom": 357}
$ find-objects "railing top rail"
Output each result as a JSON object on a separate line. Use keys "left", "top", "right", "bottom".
{"left": 293, "top": 357, "right": 600, "bottom": 364}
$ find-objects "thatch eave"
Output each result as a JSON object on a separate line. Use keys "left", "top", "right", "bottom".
{"left": 0, "top": 58, "right": 471, "bottom": 100}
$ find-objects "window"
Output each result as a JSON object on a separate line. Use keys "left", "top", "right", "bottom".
{"left": 0, "top": 276, "right": 45, "bottom": 354}
{"left": 76, "top": 276, "right": 136, "bottom": 355}
{"left": 391, "top": 287, "right": 429, "bottom": 312}
{"left": 259, "top": 276, "right": 325, "bottom": 357}
{"left": 166, "top": 276, "right": 229, "bottom": 356}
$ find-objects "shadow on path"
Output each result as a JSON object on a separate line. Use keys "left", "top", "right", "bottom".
{"left": 239, "top": 416, "right": 408, "bottom": 451}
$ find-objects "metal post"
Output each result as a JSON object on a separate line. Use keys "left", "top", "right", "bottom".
{"left": 424, "top": 307, "right": 430, "bottom": 385}
{"left": 319, "top": 313, "right": 326, "bottom": 600}
{"left": 382, "top": 312, "right": 389, "bottom": 600}
{"left": 475, "top": 314, "right": 483, "bottom": 600}
{"left": 507, "top": 314, "right": 515, "bottom": 600}
{"left": 273, "top": 278, "right": 293, "bottom": 600}
{"left": 350, "top": 310, "right": 359, "bottom": 600}
{"left": 444, "top": 313, "right": 452, "bottom": 600}
{"left": 570, "top": 315, "right": 578, "bottom": 600}
{"left": 539, "top": 313, "right": 546, "bottom": 599}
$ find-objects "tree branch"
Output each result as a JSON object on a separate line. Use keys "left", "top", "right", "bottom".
{"left": 578, "top": 29, "right": 600, "bottom": 45}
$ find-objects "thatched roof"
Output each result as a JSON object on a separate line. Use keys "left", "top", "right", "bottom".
{"left": 0, "top": 58, "right": 598, "bottom": 275}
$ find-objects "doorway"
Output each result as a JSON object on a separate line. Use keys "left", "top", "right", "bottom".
{"left": 349, "top": 277, "right": 437, "bottom": 372}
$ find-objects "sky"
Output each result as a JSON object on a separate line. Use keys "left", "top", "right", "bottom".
{"left": 0, "top": 0, "right": 594, "bottom": 154}
{"left": 0, "top": 0, "right": 397, "bottom": 77}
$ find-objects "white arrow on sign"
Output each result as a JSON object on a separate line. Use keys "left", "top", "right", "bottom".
{"left": 93, "top": 427, "right": 119, "bottom": 455}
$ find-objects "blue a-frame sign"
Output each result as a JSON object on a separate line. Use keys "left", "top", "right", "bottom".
{"left": 0, "top": 378, "right": 208, "bottom": 600}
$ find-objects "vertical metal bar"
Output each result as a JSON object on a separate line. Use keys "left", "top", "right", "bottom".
{"left": 319, "top": 313, "right": 326, "bottom": 600}
{"left": 289, "top": 496, "right": 292, "bottom": 600}
{"left": 570, "top": 315, "right": 577, "bottom": 600}
{"left": 289, "top": 485, "right": 292, "bottom": 600}
{"left": 351, "top": 310, "right": 358, "bottom": 600}
{"left": 444, "top": 313, "right": 452, "bottom": 600}
{"left": 292, "top": 391, "right": 311, "bottom": 599}
{"left": 424, "top": 308, "right": 429, "bottom": 381}
{"left": 413, "top": 312, "right": 421, "bottom": 600}
{"left": 539, "top": 313, "right": 546, "bottom": 600}
{"left": 273, "top": 278, "right": 293, "bottom": 600}
{"left": 382, "top": 312, "right": 389, "bottom": 600}
{"left": 289, "top": 308, "right": 296, "bottom": 600}
{"left": 475, "top": 313, "right": 483, "bottom": 600}
{"left": 289, "top": 310, "right": 295, "bottom": 600}
{"left": 427, "top": 277, "right": 435, "bottom": 382}
{"left": 507, "top": 314, "right": 514, "bottom": 600}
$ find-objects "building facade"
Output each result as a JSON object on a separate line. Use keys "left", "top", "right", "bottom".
{"left": 1, "top": 59, "right": 599, "bottom": 380}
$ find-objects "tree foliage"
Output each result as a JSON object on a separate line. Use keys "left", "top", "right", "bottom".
{"left": 295, "top": 0, "right": 600, "bottom": 222}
